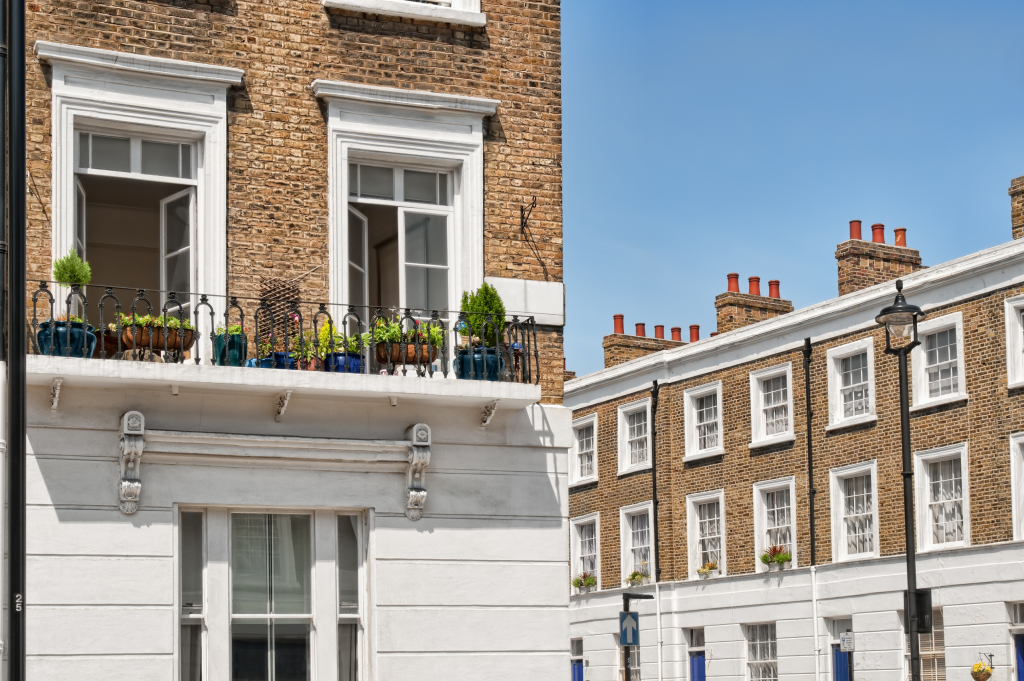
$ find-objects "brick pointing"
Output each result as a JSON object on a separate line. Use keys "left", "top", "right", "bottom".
{"left": 835, "top": 240, "right": 922, "bottom": 296}
{"left": 602, "top": 334, "right": 685, "bottom": 369}
{"left": 714, "top": 292, "right": 794, "bottom": 334}
{"left": 1010, "top": 175, "right": 1024, "bottom": 240}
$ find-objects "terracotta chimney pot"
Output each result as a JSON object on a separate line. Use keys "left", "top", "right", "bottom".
{"left": 690, "top": 325, "right": 700, "bottom": 342}
{"left": 671, "top": 327, "right": 682, "bottom": 341}
{"left": 872, "top": 223, "right": 885, "bottom": 244}
{"left": 850, "top": 220, "right": 862, "bottom": 240}
{"left": 749, "top": 276, "right": 761, "bottom": 296}
{"left": 894, "top": 228, "right": 907, "bottom": 247}
{"left": 654, "top": 325, "right": 664, "bottom": 339}
{"left": 710, "top": 332, "right": 719, "bottom": 337}
{"left": 613, "top": 314, "right": 624, "bottom": 335}
{"left": 727, "top": 273, "right": 740, "bottom": 293}
{"left": 768, "top": 280, "right": 780, "bottom": 299}
{"left": 635, "top": 323, "right": 646, "bottom": 337}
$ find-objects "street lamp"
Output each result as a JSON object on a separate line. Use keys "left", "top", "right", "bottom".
{"left": 876, "top": 279, "right": 926, "bottom": 681}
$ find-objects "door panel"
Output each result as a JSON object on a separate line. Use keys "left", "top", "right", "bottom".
{"left": 1016, "top": 634, "right": 1023, "bottom": 681}
{"left": 689, "top": 651, "right": 706, "bottom": 681}
{"left": 833, "top": 644, "right": 851, "bottom": 681}
{"left": 571, "top": 659, "right": 583, "bottom": 681}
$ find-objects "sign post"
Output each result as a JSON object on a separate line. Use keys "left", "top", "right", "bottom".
{"left": 622, "top": 592, "right": 654, "bottom": 680}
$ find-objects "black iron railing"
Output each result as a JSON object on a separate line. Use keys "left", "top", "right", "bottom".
{"left": 28, "top": 281, "right": 541, "bottom": 384}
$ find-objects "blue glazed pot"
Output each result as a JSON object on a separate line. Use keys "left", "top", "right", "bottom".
{"left": 214, "top": 333, "right": 248, "bottom": 367}
{"left": 455, "top": 347, "right": 503, "bottom": 381}
{"left": 246, "top": 352, "right": 296, "bottom": 369}
{"left": 37, "top": 320, "right": 97, "bottom": 359}
{"left": 323, "top": 352, "right": 364, "bottom": 374}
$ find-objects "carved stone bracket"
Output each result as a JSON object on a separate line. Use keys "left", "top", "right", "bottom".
{"left": 275, "top": 390, "right": 293, "bottom": 422}
{"left": 404, "top": 423, "right": 431, "bottom": 521}
{"left": 49, "top": 377, "right": 63, "bottom": 411}
{"left": 480, "top": 399, "right": 499, "bottom": 429}
{"left": 119, "top": 411, "right": 146, "bottom": 514}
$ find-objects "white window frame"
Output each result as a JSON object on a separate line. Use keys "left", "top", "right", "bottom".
{"left": 319, "top": 0, "right": 486, "bottom": 28}
{"left": 911, "top": 311, "right": 969, "bottom": 411}
{"left": 749, "top": 363, "right": 795, "bottom": 448}
{"left": 826, "top": 338, "right": 877, "bottom": 430}
{"left": 570, "top": 512, "right": 600, "bottom": 592}
{"left": 914, "top": 442, "right": 970, "bottom": 552}
{"left": 686, "top": 489, "right": 726, "bottom": 579}
{"left": 684, "top": 381, "right": 725, "bottom": 460}
{"left": 1012, "top": 432, "right": 1024, "bottom": 541}
{"left": 1005, "top": 294, "right": 1024, "bottom": 389}
{"left": 313, "top": 80, "right": 498, "bottom": 315}
{"left": 617, "top": 398, "right": 652, "bottom": 475}
{"left": 829, "top": 460, "right": 880, "bottom": 562}
{"left": 745, "top": 622, "right": 778, "bottom": 681}
{"left": 571, "top": 413, "right": 599, "bottom": 487}
{"left": 619, "top": 501, "right": 654, "bottom": 588}
{"left": 37, "top": 41, "right": 241, "bottom": 362}
{"left": 752, "top": 477, "right": 797, "bottom": 572}
{"left": 176, "top": 507, "right": 207, "bottom": 681}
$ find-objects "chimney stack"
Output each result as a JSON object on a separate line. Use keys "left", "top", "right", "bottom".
{"left": 836, "top": 221, "right": 922, "bottom": 296}
{"left": 671, "top": 327, "right": 682, "bottom": 341}
{"left": 602, "top": 314, "right": 686, "bottom": 368}
{"left": 715, "top": 273, "right": 794, "bottom": 334}
{"left": 654, "top": 325, "right": 664, "bottom": 339}
{"left": 690, "top": 325, "right": 700, "bottom": 342}
{"left": 1010, "top": 176, "right": 1024, "bottom": 240}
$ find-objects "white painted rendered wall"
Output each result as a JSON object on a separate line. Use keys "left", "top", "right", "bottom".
{"left": 570, "top": 542, "right": 1024, "bottom": 681}
{"left": 22, "top": 378, "right": 570, "bottom": 680}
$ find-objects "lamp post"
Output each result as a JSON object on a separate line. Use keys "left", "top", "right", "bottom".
{"left": 875, "top": 279, "right": 926, "bottom": 681}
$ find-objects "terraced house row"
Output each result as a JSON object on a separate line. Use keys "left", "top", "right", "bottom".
{"left": 566, "top": 186, "right": 1024, "bottom": 681}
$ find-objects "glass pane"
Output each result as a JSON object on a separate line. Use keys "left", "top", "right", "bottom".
{"left": 405, "top": 213, "right": 448, "bottom": 266}
{"left": 348, "top": 268, "right": 366, "bottom": 309}
{"left": 78, "top": 131, "right": 90, "bottom": 168}
{"left": 181, "top": 623, "right": 202, "bottom": 681}
{"left": 405, "top": 265, "right": 448, "bottom": 312}
{"left": 338, "top": 516, "right": 359, "bottom": 615}
{"left": 231, "top": 514, "right": 269, "bottom": 615}
{"left": 438, "top": 173, "right": 448, "bottom": 206}
{"left": 142, "top": 140, "right": 181, "bottom": 177}
{"left": 348, "top": 211, "right": 365, "bottom": 269}
{"left": 165, "top": 193, "right": 191, "bottom": 254}
{"left": 181, "top": 512, "right": 204, "bottom": 610}
{"left": 232, "top": 620, "right": 269, "bottom": 681}
{"left": 181, "top": 145, "right": 192, "bottom": 180}
{"left": 165, "top": 251, "right": 191, "bottom": 298}
{"left": 75, "top": 185, "right": 86, "bottom": 258}
{"left": 348, "top": 163, "right": 357, "bottom": 196}
{"left": 338, "top": 623, "right": 358, "bottom": 681}
{"left": 404, "top": 170, "right": 437, "bottom": 204}
{"left": 271, "top": 515, "right": 311, "bottom": 615}
{"left": 91, "top": 135, "right": 131, "bottom": 172}
{"left": 359, "top": 165, "right": 393, "bottom": 199}
{"left": 273, "top": 620, "right": 310, "bottom": 681}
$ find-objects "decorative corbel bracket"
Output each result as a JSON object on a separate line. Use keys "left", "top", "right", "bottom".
{"left": 118, "top": 411, "right": 146, "bottom": 514}
{"left": 49, "top": 377, "right": 63, "bottom": 411}
{"left": 404, "top": 423, "right": 431, "bottom": 521}
{"left": 481, "top": 399, "right": 499, "bottom": 429}
{"left": 275, "top": 390, "right": 293, "bottom": 422}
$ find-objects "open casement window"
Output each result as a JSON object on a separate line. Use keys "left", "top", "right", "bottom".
{"left": 347, "top": 207, "right": 369, "bottom": 323}
{"left": 337, "top": 515, "right": 361, "bottom": 681}
{"left": 906, "top": 609, "right": 945, "bottom": 680}
{"left": 747, "top": 623, "right": 778, "bottom": 681}
{"left": 180, "top": 511, "right": 205, "bottom": 681}
{"left": 911, "top": 312, "right": 968, "bottom": 410}
{"left": 231, "top": 513, "right": 313, "bottom": 681}
{"left": 161, "top": 187, "right": 195, "bottom": 310}
{"left": 749, "top": 364, "right": 795, "bottom": 447}
{"left": 75, "top": 177, "right": 87, "bottom": 260}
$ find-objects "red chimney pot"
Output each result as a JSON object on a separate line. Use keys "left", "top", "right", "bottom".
{"left": 768, "top": 279, "right": 780, "bottom": 299}
{"left": 654, "top": 325, "right": 664, "bottom": 339}
{"left": 850, "top": 220, "right": 862, "bottom": 240}
{"left": 749, "top": 276, "right": 761, "bottom": 296}
{"left": 689, "top": 324, "right": 700, "bottom": 342}
{"left": 872, "top": 223, "right": 885, "bottom": 244}
{"left": 671, "top": 327, "right": 682, "bottom": 341}
{"left": 613, "top": 314, "right": 624, "bottom": 335}
{"left": 727, "top": 273, "right": 740, "bottom": 293}
{"left": 894, "top": 228, "right": 907, "bottom": 247}
{"left": 710, "top": 332, "right": 719, "bottom": 337}
{"left": 635, "top": 323, "right": 646, "bottom": 337}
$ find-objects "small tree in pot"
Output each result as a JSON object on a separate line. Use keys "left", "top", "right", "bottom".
{"left": 456, "top": 283, "right": 506, "bottom": 380}
{"left": 38, "top": 249, "right": 96, "bottom": 358}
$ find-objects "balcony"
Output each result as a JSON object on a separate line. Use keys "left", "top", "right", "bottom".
{"left": 27, "top": 281, "right": 543, "bottom": 409}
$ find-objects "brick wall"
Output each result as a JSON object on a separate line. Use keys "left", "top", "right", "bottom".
{"left": 25, "top": 0, "right": 564, "bottom": 400}
{"left": 835, "top": 240, "right": 922, "bottom": 296}
{"left": 1010, "top": 175, "right": 1024, "bottom": 240}
{"left": 714, "top": 292, "right": 794, "bottom": 334}
{"left": 602, "top": 334, "right": 685, "bottom": 369}
{"left": 569, "top": 283, "right": 1024, "bottom": 585}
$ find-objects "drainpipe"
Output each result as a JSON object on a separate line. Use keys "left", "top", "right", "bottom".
{"left": 650, "top": 380, "right": 664, "bottom": 681}
{"left": 803, "top": 338, "right": 821, "bottom": 681}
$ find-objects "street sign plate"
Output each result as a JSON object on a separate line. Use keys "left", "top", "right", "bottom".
{"left": 840, "top": 631, "right": 855, "bottom": 652}
{"left": 620, "top": 611, "right": 639, "bottom": 647}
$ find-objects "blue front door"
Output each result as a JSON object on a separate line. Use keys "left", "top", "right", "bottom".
{"left": 689, "top": 651, "right": 706, "bottom": 681}
{"left": 1015, "top": 634, "right": 1024, "bottom": 681}
{"left": 833, "top": 644, "right": 851, "bottom": 681}
{"left": 571, "top": 659, "right": 583, "bottom": 681}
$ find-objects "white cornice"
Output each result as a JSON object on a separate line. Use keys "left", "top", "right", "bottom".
{"left": 322, "top": 0, "right": 486, "bottom": 28}
{"left": 567, "top": 237, "right": 1024, "bottom": 408}
{"left": 35, "top": 41, "right": 244, "bottom": 86}
{"left": 311, "top": 79, "right": 499, "bottom": 115}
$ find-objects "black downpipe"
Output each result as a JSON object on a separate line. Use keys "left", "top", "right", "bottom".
{"left": 7, "top": 0, "right": 26, "bottom": 671}
{"left": 0, "top": 0, "right": 7, "bottom": 361}
{"left": 650, "top": 380, "right": 661, "bottom": 581}
{"left": 802, "top": 338, "right": 816, "bottom": 566}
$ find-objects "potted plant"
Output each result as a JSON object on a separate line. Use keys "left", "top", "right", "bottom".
{"left": 572, "top": 571, "right": 598, "bottom": 595}
{"left": 317, "top": 322, "right": 368, "bottom": 374}
{"left": 248, "top": 335, "right": 296, "bottom": 370}
{"left": 626, "top": 567, "right": 650, "bottom": 587}
{"left": 972, "top": 660, "right": 993, "bottom": 681}
{"left": 161, "top": 315, "right": 196, "bottom": 353}
{"left": 39, "top": 249, "right": 97, "bottom": 358}
{"left": 372, "top": 317, "right": 440, "bottom": 366}
{"left": 760, "top": 545, "right": 792, "bottom": 572}
{"left": 456, "top": 283, "right": 506, "bottom": 380}
{"left": 696, "top": 561, "right": 720, "bottom": 580}
{"left": 214, "top": 323, "right": 248, "bottom": 367}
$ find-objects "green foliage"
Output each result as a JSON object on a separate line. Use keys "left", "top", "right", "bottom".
{"left": 52, "top": 248, "right": 92, "bottom": 286}
{"left": 372, "top": 317, "right": 444, "bottom": 347}
{"left": 571, "top": 571, "right": 598, "bottom": 589}
{"left": 116, "top": 313, "right": 192, "bottom": 330}
{"left": 216, "top": 323, "right": 244, "bottom": 336}
{"left": 696, "top": 561, "right": 719, "bottom": 576}
{"left": 51, "top": 314, "right": 84, "bottom": 324}
{"left": 459, "top": 283, "right": 505, "bottom": 347}
{"left": 759, "top": 545, "right": 791, "bottom": 565}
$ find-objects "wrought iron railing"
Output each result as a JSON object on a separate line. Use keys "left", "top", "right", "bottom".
{"left": 28, "top": 281, "right": 540, "bottom": 384}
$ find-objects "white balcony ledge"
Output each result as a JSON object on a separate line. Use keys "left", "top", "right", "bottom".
{"left": 321, "top": 0, "right": 486, "bottom": 27}
{"left": 27, "top": 355, "right": 541, "bottom": 410}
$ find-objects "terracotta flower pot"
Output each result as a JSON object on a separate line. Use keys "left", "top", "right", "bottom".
{"left": 166, "top": 328, "right": 196, "bottom": 351}
{"left": 374, "top": 343, "right": 438, "bottom": 365}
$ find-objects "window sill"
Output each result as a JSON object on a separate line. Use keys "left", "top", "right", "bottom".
{"left": 321, "top": 0, "right": 487, "bottom": 26}
{"left": 910, "top": 393, "right": 969, "bottom": 413}
{"left": 825, "top": 414, "right": 877, "bottom": 431}
{"left": 1009, "top": 378, "right": 1024, "bottom": 391}
{"left": 569, "top": 477, "right": 598, "bottom": 489}
{"left": 617, "top": 462, "right": 652, "bottom": 477}
{"left": 748, "top": 433, "right": 795, "bottom": 449}
{"left": 918, "top": 540, "right": 968, "bottom": 554}
{"left": 683, "top": 446, "right": 725, "bottom": 462}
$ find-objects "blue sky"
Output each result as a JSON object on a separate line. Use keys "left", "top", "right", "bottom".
{"left": 562, "top": 0, "right": 1024, "bottom": 376}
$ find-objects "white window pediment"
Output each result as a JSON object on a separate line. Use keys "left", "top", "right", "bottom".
{"left": 313, "top": 80, "right": 498, "bottom": 316}
{"left": 321, "top": 0, "right": 486, "bottom": 28}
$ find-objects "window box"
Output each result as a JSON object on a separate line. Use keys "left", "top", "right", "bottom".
{"left": 753, "top": 477, "right": 797, "bottom": 572}
{"left": 911, "top": 312, "right": 968, "bottom": 411}
{"left": 825, "top": 338, "right": 877, "bottom": 430}
{"left": 749, "top": 364, "right": 794, "bottom": 448}
{"left": 571, "top": 413, "right": 598, "bottom": 487}
{"left": 684, "top": 381, "right": 724, "bottom": 461}
{"left": 829, "top": 460, "right": 880, "bottom": 562}
{"left": 915, "top": 443, "right": 970, "bottom": 552}
{"left": 620, "top": 501, "right": 654, "bottom": 588}
{"left": 687, "top": 488, "right": 725, "bottom": 580}
{"left": 617, "top": 399, "right": 651, "bottom": 475}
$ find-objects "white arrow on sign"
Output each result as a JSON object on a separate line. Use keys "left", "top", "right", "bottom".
{"left": 622, "top": 613, "right": 638, "bottom": 638}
